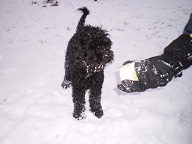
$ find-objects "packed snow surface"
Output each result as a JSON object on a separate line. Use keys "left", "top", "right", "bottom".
{"left": 0, "top": 0, "right": 192, "bottom": 144}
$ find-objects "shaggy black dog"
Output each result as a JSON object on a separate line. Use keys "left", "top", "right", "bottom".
{"left": 62, "top": 7, "right": 114, "bottom": 120}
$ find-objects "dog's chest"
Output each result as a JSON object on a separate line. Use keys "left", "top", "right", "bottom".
{"left": 84, "top": 76, "right": 94, "bottom": 89}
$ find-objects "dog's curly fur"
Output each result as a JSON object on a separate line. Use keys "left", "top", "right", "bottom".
{"left": 61, "top": 7, "right": 114, "bottom": 120}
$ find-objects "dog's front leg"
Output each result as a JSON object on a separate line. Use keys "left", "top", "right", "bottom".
{"left": 72, "top": 83, "right": 86, "bottom": 120}
{"left": 89, "top": 72, "right": 104, "bottom": 118}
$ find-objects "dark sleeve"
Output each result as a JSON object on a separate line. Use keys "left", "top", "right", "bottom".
{"left": 164, "top": 35, "right": 190, "bottom": 53}
{"left": 163, "top": 34, "right": 192, "bottom": 69}
{"left": 183, "top": 13, "right": 192, "bottom": 35}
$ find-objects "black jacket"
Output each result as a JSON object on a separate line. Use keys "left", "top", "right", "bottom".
{"left": 118, "top": 34, "right": 192, "bottom": 93}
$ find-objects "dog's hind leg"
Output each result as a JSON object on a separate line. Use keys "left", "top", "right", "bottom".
{"left": 89, "top": 72, "right": 104, "bottom": 118}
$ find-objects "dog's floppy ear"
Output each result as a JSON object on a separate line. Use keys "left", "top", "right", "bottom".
{"left": 103, "top": 36, "right": 113, "bottom": 47}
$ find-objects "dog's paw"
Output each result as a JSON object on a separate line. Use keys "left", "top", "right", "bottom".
{"left": 73, "top": 105, "right": 86, "bottom": 120}
{"left": 94, "top": 110, "right": 103, "bottom": 118}
{"left": 90, "top": 107, "right": 103, "bottom": 118}
{"left": 61, "top": 80, "right": 71, "bottom": 89}
{"left": 73, "top": 111, "right": 86, "bottom": 120}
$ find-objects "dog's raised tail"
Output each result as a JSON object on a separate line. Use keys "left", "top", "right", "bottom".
{"left": 76, "top": 7, "right": 90, "bottom": 31}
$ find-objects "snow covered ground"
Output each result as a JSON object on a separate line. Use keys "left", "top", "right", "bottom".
{"left": 0, "top": 0, "right": 192, "bottom": 144}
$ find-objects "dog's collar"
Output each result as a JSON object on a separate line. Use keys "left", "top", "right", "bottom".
{"left": 82, "top": 60, "right": 105, "bottom": 77}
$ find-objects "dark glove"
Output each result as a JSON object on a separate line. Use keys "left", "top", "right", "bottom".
{"left": 123, "top": 60, "right": 133, "bottom": 65}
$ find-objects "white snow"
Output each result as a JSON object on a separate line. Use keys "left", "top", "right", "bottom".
{"left": 0, "top": 0, "right": 192, "bottom": 144}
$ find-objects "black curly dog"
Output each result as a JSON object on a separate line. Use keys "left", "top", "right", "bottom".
{"left": 61, "top": 7, "right": 114, "bottom": 120}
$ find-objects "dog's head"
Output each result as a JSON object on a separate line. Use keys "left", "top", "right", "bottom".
{"left": 79, "top": 26, "right": 114, "bottom": 74}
